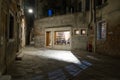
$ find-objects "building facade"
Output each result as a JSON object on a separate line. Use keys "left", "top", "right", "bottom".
{"left": 0, "top": 0, "right": 25, "bottom": 74}
{"left": 86, "top": 0, "right": 120, "bottom": 57}
{"left": 34, "top": 0, "right": 89, "bottom": 50}
{"left": 34, "top": 0, "right": 120, "bottom": 57}
{"left": 94, "top": 0, "right": 120, "bottom": 56}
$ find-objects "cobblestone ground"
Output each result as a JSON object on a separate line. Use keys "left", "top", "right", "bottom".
{"left": 7, "top": 47, "right": 120, "bottom": 80}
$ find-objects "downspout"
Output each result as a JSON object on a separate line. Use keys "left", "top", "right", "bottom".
{"left": 88, "top": 0, "right": 93, "bottom": 27}
{"left": 87, "top": 0, "right": 93, "bottom": 52}
{"left": 93, "top": 0, "right": 96, "bottom": 53}
{"left": 88, "top": 0, "right": 96, "bottom": 53}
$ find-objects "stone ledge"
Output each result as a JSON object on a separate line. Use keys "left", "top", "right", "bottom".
{"left": 0, "top": 75, "right": 11, "bottom": 80}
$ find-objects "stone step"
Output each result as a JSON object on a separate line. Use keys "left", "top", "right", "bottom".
{"left": 0, "top": 75, "right": 11, "bottom": 80}
{"left": 0, "top": 72, "right": 1, "bottom": 76}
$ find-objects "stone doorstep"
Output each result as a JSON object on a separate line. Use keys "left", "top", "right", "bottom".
{"left": 0, "top": 75, "right": 11, "bottom": 80}
{"left": 0, "top": 72, "right": 1, "bottom": 76}
{"left": 15, "top": 53, "right": 24, "bottom": 61}
{"left": 17, "top": 53, "right": 24, "bottom": 58}
{"left": 17, "top": 49, "right": 23, "bottom": 57}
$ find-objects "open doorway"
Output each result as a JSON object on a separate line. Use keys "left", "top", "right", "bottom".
{"left": 46, "top": 31, "right": 51, "bottom": 47}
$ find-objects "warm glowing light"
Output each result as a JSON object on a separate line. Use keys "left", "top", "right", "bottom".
{"left": 28, "top": 9, "right": 33, "bottom": 13}
{"left": 74, "top": 30, "right": 80, "bottom": 35}
{"left": 22, "top": 18, "right": 25, "bottom": 27}
{"left": 82, "top": 30, "right": 86, "bottom": 34}
{"left": 64, "top": 32, "right": 70, "bottom": 41}
{"left": 81, "top": 29, "right": 86, "bottom": 35}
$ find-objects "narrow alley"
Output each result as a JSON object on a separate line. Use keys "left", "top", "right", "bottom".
{"left": 6, "top": 47, "right": 120, "bottom": 80}
{"left": 0, "top": 0, "right": 120, "bottom": 80}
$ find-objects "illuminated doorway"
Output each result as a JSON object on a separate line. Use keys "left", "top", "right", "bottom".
{"left": 46, "top": 31, "right": 51, "bottom": 47}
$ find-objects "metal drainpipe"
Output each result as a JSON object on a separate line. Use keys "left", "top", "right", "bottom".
{"left": 93, "top": 0, "right": 96, "bottom": 53}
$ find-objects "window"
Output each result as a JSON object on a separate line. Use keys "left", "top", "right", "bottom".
{"left": 78, "top": 1, "right": 82, "bottom": 12}
{"left": 95, "top": 0, "right": 102, "bottom": 7}
{"left": 54, "top": 31, "right": 70, "bottom": 45}
{"left": 97, "top": 21, "right": 106, "bottom": 40}
{"left": 70, "top": 6, "right": 74, "bottom": 13}
{"left": 80, "top": 28, "right": 87, "bottom": 36}
{"left": 95, "top": 0, "right": 108, "bottom": 8}
{"left": 9, "top": 13, "right": 14, "bottom": 39}
{"left": 85, "top": 0, "right": 90, "bottom": 11}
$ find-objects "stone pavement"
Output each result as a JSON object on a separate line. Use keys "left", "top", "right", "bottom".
{"left": 0, "top": 75, "right": 11, "bottom": 80}
{"left": 6, "top": 47, "right": 120, "bottom": 80}
{"left": 0, "top": 72, "right": 11, "bottom": 80}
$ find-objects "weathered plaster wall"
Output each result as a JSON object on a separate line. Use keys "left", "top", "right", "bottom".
{"left": 96, "top": 0, "right": 120, "bottom": 57}
{"left": 0, "top": 0, "right": 21, "bottom": 74}
{"left": 34, "top": 13, "right": 88, "bottom": 50}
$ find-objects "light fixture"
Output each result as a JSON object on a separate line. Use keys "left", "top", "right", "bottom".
{"left": 74, "top": 29, "right": 80, "bottom": 35}
{"left": 28, "top": 9, "right": 33, "bottom": 13}
{"left": 81, "top": 29, "right": 87, "bottom": 35}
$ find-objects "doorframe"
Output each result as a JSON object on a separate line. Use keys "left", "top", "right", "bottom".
{"left": 45, "top": 28, "right": 53, "bottom": 48}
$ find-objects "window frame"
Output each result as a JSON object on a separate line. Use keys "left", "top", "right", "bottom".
{"left": 8, "top": 10, "right": 15, "bottom": 40}
{"left": 97, "top": 20, "right": 107, "bottom": 40}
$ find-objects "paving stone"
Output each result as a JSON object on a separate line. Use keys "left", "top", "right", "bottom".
{"left": 16, "top": 67, "right": 24, "bottom": 71}
{"left": 101, "top": 78, "right": 120, "bottom": 80}
{"left": 12, "top": 70, "right": 27, "bottom": 77}
{"left": 0, "top": 75, "right": 11, "bottom": 80}
{"left": 77, "top": 63, "right": 89, "bottom": 70}
{"left": 12, "top": 73, "right": 25, "bottom": 78}
{"left": 81, "top": 60, "right": 92, "bottom": 66}
{"left": 48, "top": 69, "right": 66, "bottom": 80}
{"left": 65, "top": 64, "right": 82, "bottom": 76}
{"left": 7, "top": 47, "right": 120, "bottom": 80}
{"left": 31, "top": 75, "right": 44, "bottom": 80}
{"left": 12, "top": 77, "right": 25, "bottom": 80}
{"left": 34, "top": 70, "right": 43, "bottom": 74}
{"left": 31, "top": 65, "right": 39, "bottom": 69}
{"left": 24, "top": 68, "right": 33, "bottom": 73}
{"left": 87, "top": 55, "right": 100, "bottom": 61}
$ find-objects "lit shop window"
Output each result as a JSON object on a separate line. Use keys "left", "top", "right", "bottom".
{"left": 54, "top": 31, "right": 70, "bottom": 45}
